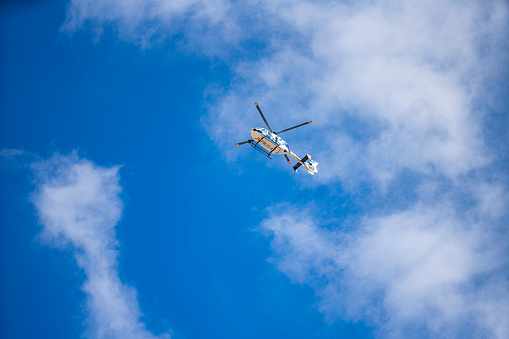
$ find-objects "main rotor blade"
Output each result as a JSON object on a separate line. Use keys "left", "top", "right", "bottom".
{"left": 275, "top": 121, "right": 312, "bottom": 134}
{"left": 254, "top": 103, "right": 273, "bottom": 133}
{"left": 235, "top": 140, "right": 252, "bottom": 146}
{"left": 284, "top": 154, "right": 291, "bottom": 164}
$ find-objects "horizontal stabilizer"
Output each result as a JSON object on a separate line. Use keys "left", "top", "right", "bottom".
{"left": 293, "top": 154, "right": 310, "bottom": 172}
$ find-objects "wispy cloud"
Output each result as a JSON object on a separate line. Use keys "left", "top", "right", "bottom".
{"left": 62, "top": 0, "right": 237, "bottom": 51}
{"left": 262, "top": 201, "right": 509, "bottom": 338}
{"left": 31, "top": 152, "right": 170, "bottom": 339}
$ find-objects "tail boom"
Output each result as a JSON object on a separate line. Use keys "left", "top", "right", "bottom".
{"left": 289, "top": 152, "right": 318, "bottom": 175}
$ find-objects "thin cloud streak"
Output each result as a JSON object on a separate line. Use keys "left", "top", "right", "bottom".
{"left": 31, "top": 152, "right": 170, "bottom": 339}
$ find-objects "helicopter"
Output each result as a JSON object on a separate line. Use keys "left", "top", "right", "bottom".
{"left": 235, "top": 103, "right": 318, "bottom": 175}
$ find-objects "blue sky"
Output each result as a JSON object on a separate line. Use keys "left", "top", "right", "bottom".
{"left": 1, "top": 0, "right": 508, "bottom": 338}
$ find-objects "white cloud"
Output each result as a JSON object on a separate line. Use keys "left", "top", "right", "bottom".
{"left": 62, "top": 0, "right": 237, "bottom": 50}
{"left": 262, "top": 202, "right": 509, "bottom": 338}
{"left": 206, "top": 0, "right": 508, "bottom": 185}
{"left": 31, "top": 152, "right": 170, "bottom": 339}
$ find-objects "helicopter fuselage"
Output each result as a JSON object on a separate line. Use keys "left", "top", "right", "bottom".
{"left": 250, "top": 128, "right": 289, "bottom": 155}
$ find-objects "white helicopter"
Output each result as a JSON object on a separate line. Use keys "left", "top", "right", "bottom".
{"left": 235, "top": 103, "right": 318, "bottom": 175}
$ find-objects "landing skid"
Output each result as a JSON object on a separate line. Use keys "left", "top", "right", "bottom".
{"left": 251, "top": 139, "right": 272, "bottom": 158}
{"left": 250, "top": 136, "right": 281, "bottom": 159}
